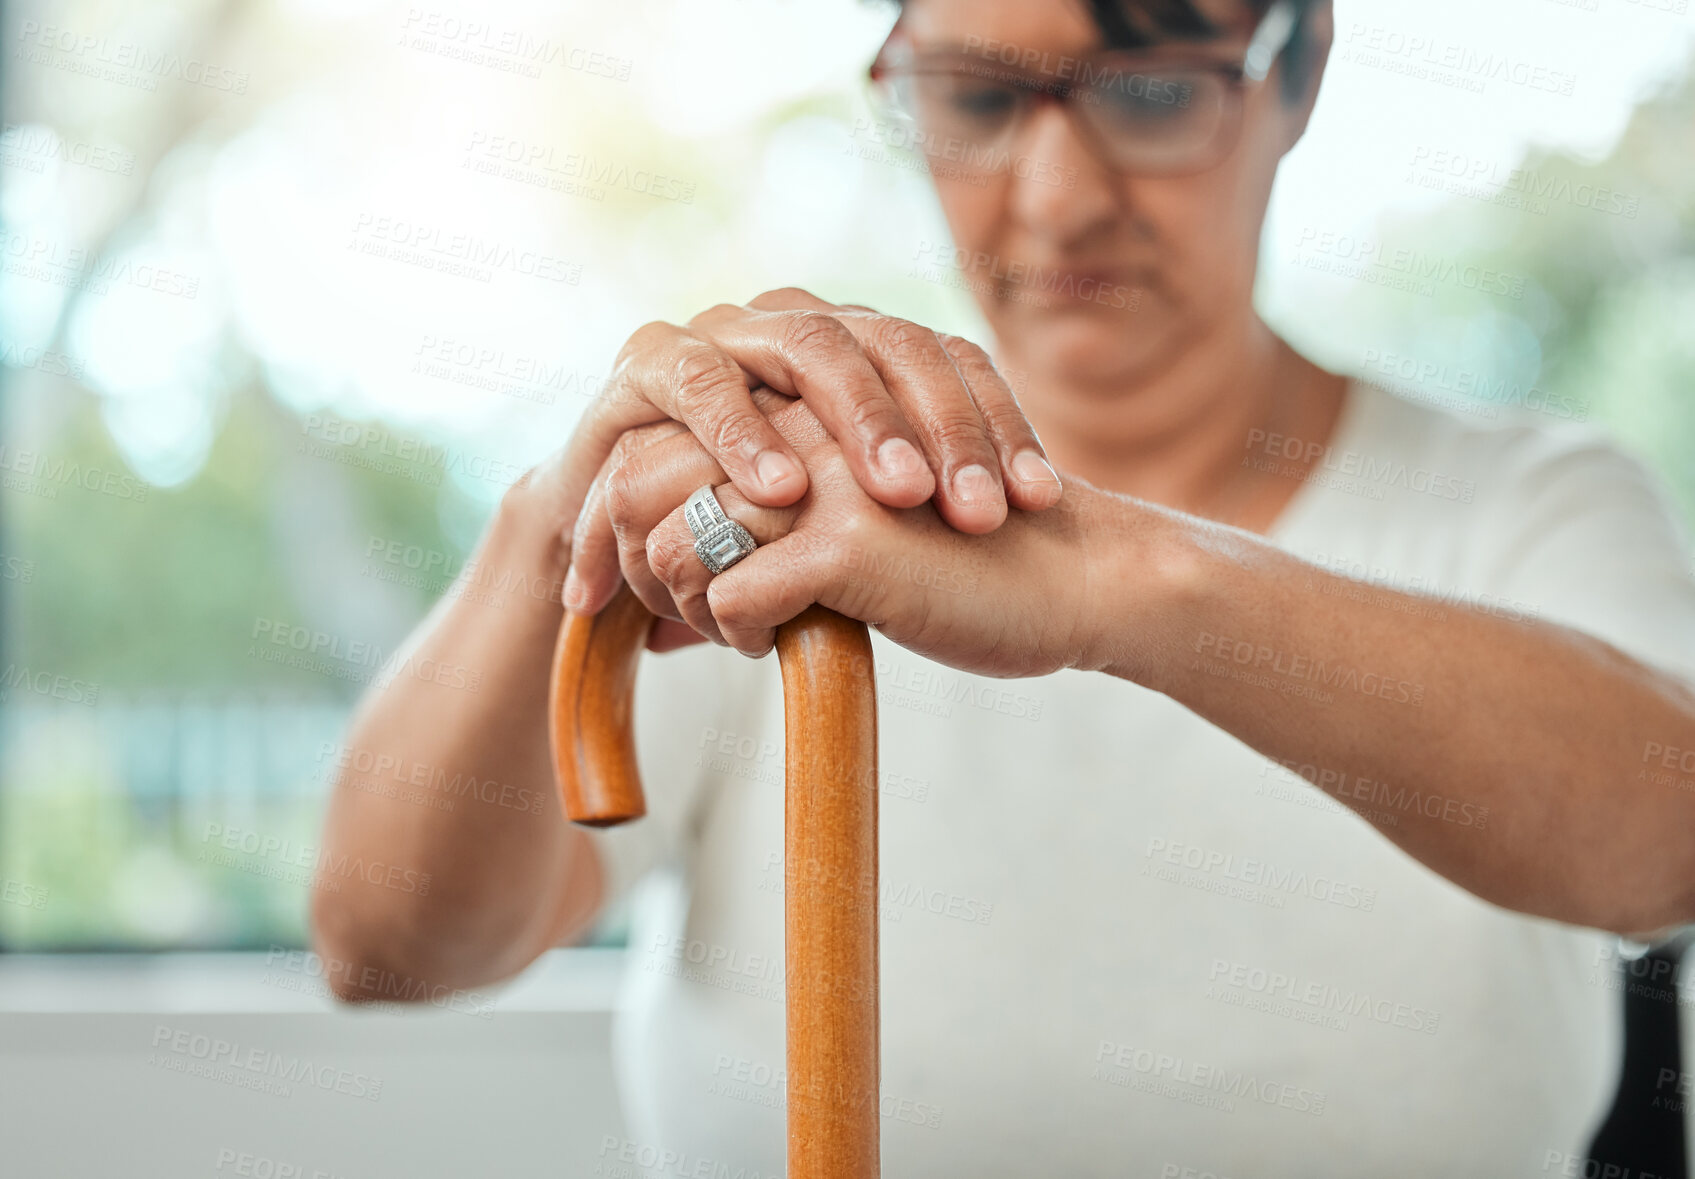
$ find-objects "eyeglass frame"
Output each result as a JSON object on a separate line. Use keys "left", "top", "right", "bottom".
{"left": 866, "top": 0, "right": 1303, "bottom": 178}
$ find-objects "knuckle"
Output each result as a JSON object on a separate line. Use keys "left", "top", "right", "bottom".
{"left": 778, "top": 309, "right": 856, "bottom": 358}
{"left": 869, "top": 316, "right": 943, "bottom": 361}
{"left": 617, "top": 320, "right": 675, "bottom": 366}
{"left": 705, "top": 412, "right": 767, "bottom": 464}
{"left": 690, "top": 302, "right": 742, "bottom": 325}
{"left": 926, "top": 411, "right": 995, "bottom": 455}
{"left": 751, "top": 286, "right": 818, "bottom": 309}
{"left": 601, "top": 463, "right": 642, "bottom": 527}
{"left": 645, "top": 527, "right": 692, "bottom": 587}
{"left": 937, "top": 332, "right": 991, "bottom": 368}
{"left": 706, "top": 578, "right": 747, "bottom": 626}
{"left": 669, "top": 345, "right": 742, "bottom": 414}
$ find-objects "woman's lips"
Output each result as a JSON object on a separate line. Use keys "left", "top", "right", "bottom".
{"left": 993, "top": 263, "right": 1152, "bottom": 308}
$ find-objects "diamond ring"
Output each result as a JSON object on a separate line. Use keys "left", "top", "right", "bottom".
{"left": 684, "top": 484, "right": 757, "bottom": 576}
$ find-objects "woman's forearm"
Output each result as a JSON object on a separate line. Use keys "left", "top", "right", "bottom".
{"left": 311, "top": 486, "right": 604, "bottom": 997}
{"left": 1090, "top": 500, "right": 1695, "bottom": 934}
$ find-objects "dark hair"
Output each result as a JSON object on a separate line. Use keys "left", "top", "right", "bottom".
{"left": 889, "top": 0, "right": 1321, "bottom": 104}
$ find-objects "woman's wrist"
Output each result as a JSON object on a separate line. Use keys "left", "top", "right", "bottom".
{"left": 492, "top": 476, "right": 574, "bottom": 594}
{"left": 1071, "top": 488, "right": 1228, "bottom": 686}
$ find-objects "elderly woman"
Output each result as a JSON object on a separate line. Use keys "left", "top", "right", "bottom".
{"left": 314, "top": 0, "right": 1695, "bottom": 1174}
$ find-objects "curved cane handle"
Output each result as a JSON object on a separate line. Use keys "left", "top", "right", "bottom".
{"left": 548, "top": 587, "right": 880, "bottom": 1179}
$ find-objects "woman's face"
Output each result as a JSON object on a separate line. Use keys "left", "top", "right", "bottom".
{"left": 899, "top": 0, "right": 1327, "bottom": 388}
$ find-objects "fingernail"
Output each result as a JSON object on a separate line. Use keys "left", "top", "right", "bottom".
{"left": 1011, "top": 449, "right": 1060, "bottom": 490}
{"left": 877, "top": 437, "right": 925, "bottom": 479}
{"left": 951, "top": 463, "right": 1001, "bottom": 505}
{"left": 755, "top": 449, "right": 802, "bottom": 495}
{"left": 563, "top": 566, "right": 586, "bottom": 612}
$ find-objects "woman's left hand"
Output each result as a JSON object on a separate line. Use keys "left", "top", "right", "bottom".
{"left": 574, "top": 389, "right": 1144, "bottom": 680}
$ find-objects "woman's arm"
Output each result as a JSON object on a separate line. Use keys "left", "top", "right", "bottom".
{"left": 599, "top": 396, "right": 1695, "bottom": 936}
{"left": 310, "top": 476, "right": 605, "bottom": 998}
{"left": 1087, "top": 503, "right": 1695, "bottom": 937}
{"left": 311, "top": 289, "right": 1073, "bottom": 996}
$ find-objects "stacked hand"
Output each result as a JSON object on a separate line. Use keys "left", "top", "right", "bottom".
{"left": 553, "top": 290, "right": 1128, "bottom": 679}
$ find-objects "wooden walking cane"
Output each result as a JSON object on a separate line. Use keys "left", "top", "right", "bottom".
{"left": 549, "top": 586, "right": 881, "bottom": 1179}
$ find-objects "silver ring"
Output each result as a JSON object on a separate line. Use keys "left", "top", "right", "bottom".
{"left": 684, "top": 484, "right": 757, "bottom": 575}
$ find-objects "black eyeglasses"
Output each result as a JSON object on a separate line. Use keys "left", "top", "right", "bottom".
{"left": 868, "top": 0, "right": 1299, "bottom": 178}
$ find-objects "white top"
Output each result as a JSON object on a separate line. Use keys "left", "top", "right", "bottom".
{"left": 581, "top": 380, "right": 1695, "bottom": 1178}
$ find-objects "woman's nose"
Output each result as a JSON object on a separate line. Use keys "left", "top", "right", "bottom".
{"left": 1005, "top": 101, "right": 1125, "bottom": 248}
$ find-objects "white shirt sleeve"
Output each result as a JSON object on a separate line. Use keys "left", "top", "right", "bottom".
{"left": 1469, "top": 422, "right": 1695, "bottom": 687}
{"left": 578, "top": 637, "right": 774, "bottom": 905}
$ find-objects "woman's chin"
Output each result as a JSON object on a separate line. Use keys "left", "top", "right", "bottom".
{"left": 997, "top": 299, "right": 1171, "bottom": 389}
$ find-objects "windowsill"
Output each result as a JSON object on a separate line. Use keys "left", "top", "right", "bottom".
{"left": 0, "top": 946, "right": 625, "bottom": 1014}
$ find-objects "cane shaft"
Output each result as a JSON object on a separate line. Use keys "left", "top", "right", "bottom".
{"left": 549, "top": 589, "right": 880, "bottom": 1177}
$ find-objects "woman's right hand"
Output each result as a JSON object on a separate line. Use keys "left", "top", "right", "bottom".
{"left": 549, "top": 288, "right": 1063, "bottom": 614}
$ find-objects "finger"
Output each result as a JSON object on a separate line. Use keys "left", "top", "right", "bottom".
{"left": 741, "top": 289, "right": 1020, "bottom": 531}
{"left": 698, "top": 289, "right": 935, "bottom": 507}
{"left": 703, "top": 527, "right": 830, "bottom": 658}
{"left": 833, "top": 309, "right": 1009, "bottom": 534}
{"left": 936, "top": 333, "right": 1062, "bottom": 511}
{"left": 646, "top": 488, "right": 800, "bottom": 648}
{"left": 614, "top": 320, "right": 812, "bottom": 509}
{"left": 564, "top": 421, "right": 691, "bottom": 615}
{"left": 603, "top": 427, "right": 727, "bottom": 620}
{"left": 565, "top": 387, "right": 799, "bottom": 616}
